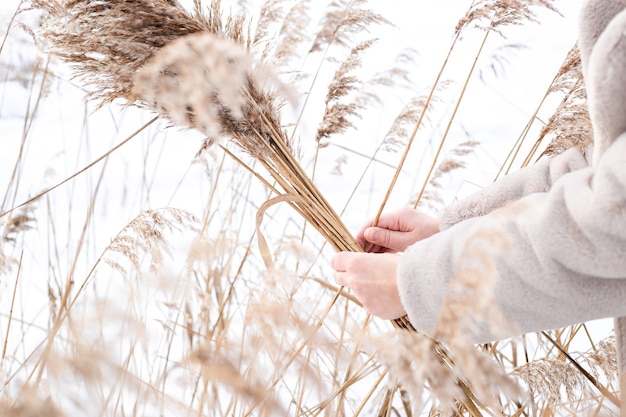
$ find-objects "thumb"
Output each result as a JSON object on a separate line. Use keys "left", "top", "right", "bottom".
{"left": 364, "top": 227, "right": 410, "bottom": 252}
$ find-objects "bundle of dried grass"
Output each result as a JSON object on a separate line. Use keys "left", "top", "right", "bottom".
{"left": 33, "top": 0, "right": 246, "bottom": 103}
{"left": 35, "top": 0, "right": 361, "bottom": 260}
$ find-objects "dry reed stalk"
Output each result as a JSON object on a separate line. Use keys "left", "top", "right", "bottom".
{"left": 289, "top": 0, "right": 388, "bottom": 148}
{"left": 1, "top": 252, "right": 23, "bottom": 370}
{"left": 373, "top": 0, "right": 559, "bottom": 220}
{"left": 316, "top": 39, "right": 375, "bottom": 146}
{"left": 456, "top": 0, "right": 559, "bottom": 35}
{"left": 372, "top": 33, "right": 460, "bottom": 225}
{"left": 0, "top": 1, "right": 25, "bottom": 56}
{"left": 514, "top": 339, "right": 618, "bottom": 410}
{"left": 272, "top": 0, "right": 312, "bottom": 66}
{"left": 538, "top": 331, "right": 620, "bottom": 408}
{"left": 0, "top": 117, "right": 158, "bottom": 219}
{"left": 381, "top": 92, "right": 436, "bottom": 154}
{"left": 534, "top": 45, "right": 593, "bottom": 161}
{"left": 309, "top": 0, "right": 388, "bottom": 54}
{"left": 495, "top": 43, "right": 590, "bottom": 181}
{"left": 0, "top": 54, "right": 52, "bottom": 214}
{"left": 413, "top": 141, "right": 480, "bottom": 211}
{"left": 410, "top": 30, "right": 491, "bottom": 212}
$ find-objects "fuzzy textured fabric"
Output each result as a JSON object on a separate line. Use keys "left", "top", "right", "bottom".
{"left": 400, "top": 137, "right": 626, "bottom": 335}
{"left": 398, "top": 0, "right": 626, "bottom": 397}
{"left": 438, "top": 145, "right": 592, "bottom": 229}
{"left": 617, "top": 317, "right": 626, "bottom": 391}
{"left": 579, "top": 0, "right": 626, "bottom": 74}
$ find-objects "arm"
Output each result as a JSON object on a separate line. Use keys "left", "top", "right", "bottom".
{"left": 399, "top": 134, "right": 626, "bottom": 343}
{"left": 331, "top": 147, "right": 592, "bottom": 325}
{"left": 438, "top": 145, "right": 591, "bottom": 229}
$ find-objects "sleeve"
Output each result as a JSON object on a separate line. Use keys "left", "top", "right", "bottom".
{"left": 398, "top": 134, "right": 626, "bottom": 343}
{"left": 438, "top": 145, "right": 592, "bottom": 229}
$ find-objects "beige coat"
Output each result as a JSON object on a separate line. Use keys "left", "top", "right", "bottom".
{"left": 397, "top": 0, "right": 626, "bottom": 402}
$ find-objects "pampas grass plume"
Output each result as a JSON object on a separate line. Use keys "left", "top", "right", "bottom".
{"left": 133, "top": 33, "right": 252, "bottom": 139}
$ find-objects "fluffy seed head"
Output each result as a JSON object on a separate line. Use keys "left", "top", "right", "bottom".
{"left": 133, "top": 33, "right": 252, "bottom": 138}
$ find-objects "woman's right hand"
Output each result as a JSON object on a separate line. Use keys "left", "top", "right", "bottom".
{"left": 356, "top": 206, "right": 439, "bottom": 253}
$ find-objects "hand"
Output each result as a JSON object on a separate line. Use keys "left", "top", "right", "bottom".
{"left": 331, "top": 252, "right": 406, "bottom": 320}
{"left": 356, "top": 207, "right": 439, "bottom": 253}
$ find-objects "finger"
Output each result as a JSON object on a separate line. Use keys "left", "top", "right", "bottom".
{"left": 362, "top": 241, "right": 385, "bottom": 253}
{"left": 371, "top": 208, "right": 406, "bottom": 231}
{"left": 355, "top": 219, "right": 375, "bottom": 249}
{"left": 333, "top": 270, "right": 348, "bottom": 286}
{"left": 364, "top": 227, "right": 407, "bottom": 252}
{"left": 330, "top": 251, "right": 348, "bottom": 272}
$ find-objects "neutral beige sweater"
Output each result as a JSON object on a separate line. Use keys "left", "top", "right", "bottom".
{"left": 397, "top": 0, "right": 626, "bottom": 401}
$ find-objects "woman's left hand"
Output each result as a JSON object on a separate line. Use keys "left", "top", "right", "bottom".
{"left": 331, "top": 252, "right": 406, "bottom": 320}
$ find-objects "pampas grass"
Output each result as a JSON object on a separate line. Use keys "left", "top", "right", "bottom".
{"left": 0, "top": 0, "right": 621, "bottom": 416}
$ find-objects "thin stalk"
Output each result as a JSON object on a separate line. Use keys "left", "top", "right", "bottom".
{"left": 520, "top": 75, "right": 584, "bottom": 168}
{"left": 0, "top": 117, "right": 158, "bottom": 218}
{"left": 12, "top": 119, "right": 156, "bottom": 395}
{"left": 306, "top": 350, "right": 380, "bottom": 417}
{"left": 197, "top": 151, "right": 227, "bottom": 235}
{"left": 378, "top": 385, "right": 398, "bottom": 417}
{"left": 2, "top": 251, "right": 23, "bottom": 364}
{"left": 244, "top": 288, "right": 345, "bottom": 416}
{"left": 33, "top": 145, "right": 110, "bottom": 387}
{"left": 0, "top": 0, "right": 23, "bottom": 55}
{"left": 494, "top": 46, "right": 579, "bottom": 181}
{"left": 413, "top": 30, "right": 490, "bottom": 209}
{"left": 331, "top": 314, "right": 373, "bottom": 417}
{"left": 353, "top": 369, "right": 389, "bottom": 417}
{"left": 302, "top": 274, "right": 362, "bottom": 305}
{"left": 2, "top": 56, "right": 50, "bottom": 212}
{"left": 493, "top": 115, "right": 535, "bottom": 183}
{"left": 371, "top": 30, "right": 462, "bottom": 225}
{"left": 220, "top": 146, "right": 281, "bottom": 196}
{"left": 541, "top": 331, "right": 620, "bottom": 407}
